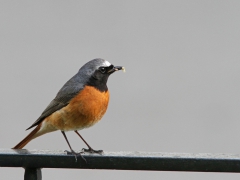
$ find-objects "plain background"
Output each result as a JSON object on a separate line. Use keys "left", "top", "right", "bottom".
{"left": 1, "top": 0, "right": 240, "bottom": 179}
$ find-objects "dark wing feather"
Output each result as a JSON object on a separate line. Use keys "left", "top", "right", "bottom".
{"left": 26, "top": 99, "right": 68, "bottom": 130}
{"left": 26, "top": 74, "right": 85, "bottom": 130}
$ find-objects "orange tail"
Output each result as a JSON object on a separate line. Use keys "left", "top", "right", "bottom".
{"left": 12, "top": 125, "right": 41, "bottom": 149}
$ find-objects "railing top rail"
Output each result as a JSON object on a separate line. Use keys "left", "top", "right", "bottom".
{"left": 1, "top": 149, "right": 240, "bottom": 173}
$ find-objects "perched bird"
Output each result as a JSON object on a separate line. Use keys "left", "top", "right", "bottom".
{"left": 13, "top": 58, "right": 124, "bottom": 161}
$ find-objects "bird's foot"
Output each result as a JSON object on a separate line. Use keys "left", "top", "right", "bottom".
{"left": 81, "top": 148, "right": 103, "bottom": 155}
{"left": 65, "top": 150, "right": 87, "bottom": 163}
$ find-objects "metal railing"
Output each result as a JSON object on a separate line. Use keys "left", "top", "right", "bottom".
{"left": 1, "top": 149, "right": 240, "bottom": 180}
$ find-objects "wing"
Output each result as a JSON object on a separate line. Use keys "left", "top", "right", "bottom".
{"left": 26, "top": 74, "right": 85, "bottom": 130}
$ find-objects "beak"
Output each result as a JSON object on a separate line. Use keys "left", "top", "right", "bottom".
{"left": 107, "top": 66, "right": 125, "bottom": 74}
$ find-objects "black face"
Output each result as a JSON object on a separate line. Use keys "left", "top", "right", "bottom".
{"left": 86, "top": 65, "right": 114, "bottom": 92}
{"left": 98, "top": 65, "right": 114, "bottom": 74}
{"left": 86, "top": 64, "right": 123, "bottom": 92}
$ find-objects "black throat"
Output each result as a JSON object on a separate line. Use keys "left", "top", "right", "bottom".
{"left": 87, "top": 76, "right": 108, "bottom": 92}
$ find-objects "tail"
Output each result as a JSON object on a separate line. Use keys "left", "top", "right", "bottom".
{"left": 12, "top": 125, "right": 41, "bottom": 149}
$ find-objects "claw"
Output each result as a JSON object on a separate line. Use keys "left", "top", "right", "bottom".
{"left": 65, "top": 150, "right": 87, "bottom": 163}
{"left": 82, "top": 148, "right": 103, "bottom": 155}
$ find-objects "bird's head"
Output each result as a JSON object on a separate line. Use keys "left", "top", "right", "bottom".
{"left": 78, "top": 58, "right": 124, "bottom": 91}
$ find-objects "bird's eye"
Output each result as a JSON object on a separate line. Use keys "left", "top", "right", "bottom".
{"left": 99, "top": 67, "right": 106, "bottom": 73}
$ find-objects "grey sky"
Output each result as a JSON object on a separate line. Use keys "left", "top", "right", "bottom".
{"left": 1, "top": 1, "right": 240, "bottom": 179}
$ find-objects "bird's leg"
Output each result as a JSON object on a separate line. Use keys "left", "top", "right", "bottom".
{"left": 61, "top": 131, "right": 86, "bottom": 162}
{"left": 74, "top": 131, "right": 103, "bottom": 154}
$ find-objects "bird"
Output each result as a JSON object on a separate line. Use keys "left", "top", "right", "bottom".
{"left": 13, "top": 58, "right": 124, "bottom": 161}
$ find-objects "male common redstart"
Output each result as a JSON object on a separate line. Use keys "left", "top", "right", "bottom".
{"left": 13, "top": 58, "right": 124, "bottom": 161}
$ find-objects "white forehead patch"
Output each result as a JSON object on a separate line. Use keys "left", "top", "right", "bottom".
{"left": 103, "top": 60, "right": 111, "bottom": 66}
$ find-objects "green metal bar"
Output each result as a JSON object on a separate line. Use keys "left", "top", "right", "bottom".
{"left": 24, "top": 168, "right": 42, "bottom": 180}
{"left": 0, "top": 149, "right": 240, "bottom": 173}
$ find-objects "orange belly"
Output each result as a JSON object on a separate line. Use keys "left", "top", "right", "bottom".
{"left": 45, "top": 85, "right": 110, "bottom": 131}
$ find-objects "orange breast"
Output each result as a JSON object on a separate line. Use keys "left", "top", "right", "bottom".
{"left": 46, "top": 85, "right": 110, "bottom": 131}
